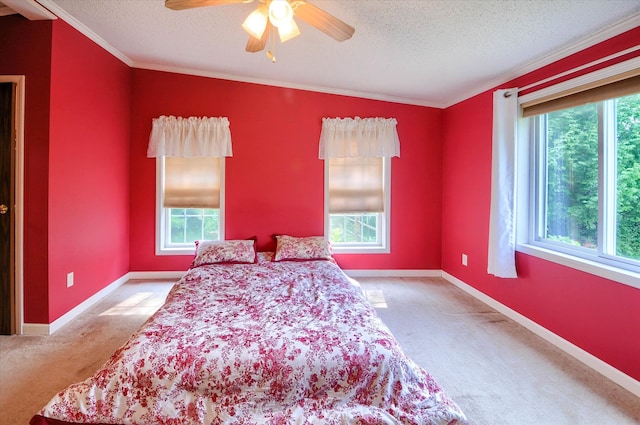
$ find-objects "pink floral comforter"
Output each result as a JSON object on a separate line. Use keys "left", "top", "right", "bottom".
{"left": 32, "top": 256, "right": 467, "bottom": 425}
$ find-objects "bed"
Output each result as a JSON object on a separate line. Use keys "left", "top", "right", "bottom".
{"left": 31, "top": 236, "right": 468, "bottom": 425}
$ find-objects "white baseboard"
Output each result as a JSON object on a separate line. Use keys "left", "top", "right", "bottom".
{"left": 344, "top": 269, "right": 441, "bottom": 278}
{"left": 23, "top": 273, "right": 131, "bottom": 336}
{"left": 128, "top": 271, "right": 186, "bottom": 280}
{"left": 19, "top": 269, "right": 433, "bottom": 335}
{"left": 442, "top": 271, "right": 640, "bottom": 398}
{"left": 22, "top": 272, "right": 187, "bottom": 335}
{"left": 129, "top": 270, "right": 442, "bottom": 279}
{"left": 21, "top": 323, "right": 50, "bottom": 336}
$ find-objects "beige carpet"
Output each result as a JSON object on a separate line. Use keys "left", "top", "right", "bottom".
{"left": 1, "top": 277, "right": 639, "bottom": 425}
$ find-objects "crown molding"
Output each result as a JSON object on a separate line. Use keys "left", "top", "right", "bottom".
{"left": 132, "top": 61, "right": 443, "bottom": 108}
{"left": 444, "top": 13, "right": 640, "bottom": 108}
{"left": 35, "top": 0, "right": 133, "bottom": 66}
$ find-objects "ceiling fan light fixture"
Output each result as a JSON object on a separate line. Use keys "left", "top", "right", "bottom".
{"left": 277, "top": 17, "right": 300, "bottom": 42}
{"left": 268, "top": 0, "right": 293, "bottom": 28}
{"left": 167, "top": 0, "right": 354, "bottom": 58}
{"left": 241, "top": 4, "right": 268, "bottom": 39}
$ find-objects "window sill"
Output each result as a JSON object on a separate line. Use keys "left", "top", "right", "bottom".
{"left": 156, "top": 247, "right": 196, "bottom": 256}
{"left": 331, "top": 245, "right": 390, "bottom": 255}
{"left": 517, "top": 243, "right": 640, "bottom": 289}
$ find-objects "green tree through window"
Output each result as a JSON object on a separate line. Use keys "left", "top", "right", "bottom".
{"left": 538, "top": 93, "right": 640, "bottom": 262}
{"left": 616, "top": 94, "right": 640, "bottom": 260}
{"left": 169, "top": 208, "right": 219, "bottom": 244}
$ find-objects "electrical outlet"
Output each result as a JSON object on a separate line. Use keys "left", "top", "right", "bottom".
{"left": 462, "top": 254, "right": 468, "bottom": 266}
{"left": 67, "top": 272, "right": 74, "bottom": 288}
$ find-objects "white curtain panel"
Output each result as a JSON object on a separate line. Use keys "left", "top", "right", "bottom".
{"left": 487, "top": 89, "right": 518, "bottom": 278}
{"left": 147, "top": 116, "right": 232, "bottom": 158}
{"left": 319, "top": 117, "right": 400, "bottom": 159}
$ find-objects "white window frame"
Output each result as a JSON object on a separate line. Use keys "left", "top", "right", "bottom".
{"left": 324, "top": 157, "right": 391, "bottom": 254}
{"left": 516, "top": 59, "right": 640, "bottom": 289}
{"left": 155, "top": 156, "right": 225, "bottom": 255}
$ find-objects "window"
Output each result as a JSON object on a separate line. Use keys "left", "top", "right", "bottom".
{"left": 147, "top": 115, "right": 231, "bottom": 255}
{"left": 156, "top": 156, "right": 225, "bottom": 254}
{"left": 319, "top": 116, "right": 399, "bottom": 254}
{"left": 521, "top": 70, "right": 640, "bottom": 277}
{"left": 325, "top": 156, "right": 391, "bottom": 252}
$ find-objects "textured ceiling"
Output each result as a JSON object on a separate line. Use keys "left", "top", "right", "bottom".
{"left": 27, "top": 1, "right": 640, "bottom": 106}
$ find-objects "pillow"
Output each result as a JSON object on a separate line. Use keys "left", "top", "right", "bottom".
{"left": 191, "top": 239, "right": 257, "bottom": 268}
{"left": 273, "top": 235, "right": 332, "bottom": 262}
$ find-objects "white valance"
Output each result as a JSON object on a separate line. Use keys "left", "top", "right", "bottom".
{"left": 319, "top": 117, "right": 400, "bottom": 159}
{"left": 147, "top": 115, "right": 232, "bottom": 158}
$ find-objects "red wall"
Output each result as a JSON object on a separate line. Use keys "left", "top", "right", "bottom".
{"left": 129, "top": 70, "right": 443, "bottom": 271}
{"left": 441, "top": 27, "right": 640, "bottom": 380}
{"left": 0, "top": 17, "right": 131, "bottom": 323}
{"left": 47, "top": 20, "right": 131, "bottom": 321}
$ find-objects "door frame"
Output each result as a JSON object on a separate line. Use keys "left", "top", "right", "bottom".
{"left": 0, "top": 75, "right": 25, "bottom": 335}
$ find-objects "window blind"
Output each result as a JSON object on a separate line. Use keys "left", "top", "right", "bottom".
{"left": 328, "top": 157, "right": 384, "bottom": 213}
{"left": 521, "top": 71, "right": 640, "bottom": 117}
{"left": 164, "top": 156, "right": 222, "bottom": 208}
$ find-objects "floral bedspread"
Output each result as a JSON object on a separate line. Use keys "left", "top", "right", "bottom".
{"left": 32, "top": 255, "right": 467, "bottom": 425}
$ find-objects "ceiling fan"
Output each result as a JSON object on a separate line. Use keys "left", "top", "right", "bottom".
{"left": 165, "top": 0, "right": 355, "bottom": 60}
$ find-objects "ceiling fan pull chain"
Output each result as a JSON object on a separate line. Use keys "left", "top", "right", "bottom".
{"left": 267, "top": 24, "right": 277, "bottom": 63}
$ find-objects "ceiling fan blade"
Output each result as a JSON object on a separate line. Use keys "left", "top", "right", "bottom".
{"left": 165, "top": 0, "right": 249, "bottom": 11}
{"left": 246, "top": 22, "right": 270, "bottom": 52}
{"left": 293, "top": 1, "right": 354, "bottom": 42}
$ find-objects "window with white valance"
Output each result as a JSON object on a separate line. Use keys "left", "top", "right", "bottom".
{"left": 147, "top": 116, "right": 232, "bottom": 254}
{"left": 320, "top": 117, "right": 400, "bottom": 253}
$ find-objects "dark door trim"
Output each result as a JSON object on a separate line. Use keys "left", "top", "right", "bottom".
{"left": 0, "top": 75, "right": 25, "bottom": 334}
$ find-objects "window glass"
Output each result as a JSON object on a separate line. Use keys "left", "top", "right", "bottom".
{"left": 531, "top": 93, "right": 640, "bottom": 270}
{"left": 168, "top": 208, "right": 220, "bottom": 245}
{"left": 540, "top": 103, "right": 599, "bottom": 249}
{"left": 329, "top": 213, "right": 379, "bottom": 244}
{"left": 615, "top": 94, "right": 640, "bottom": 261}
